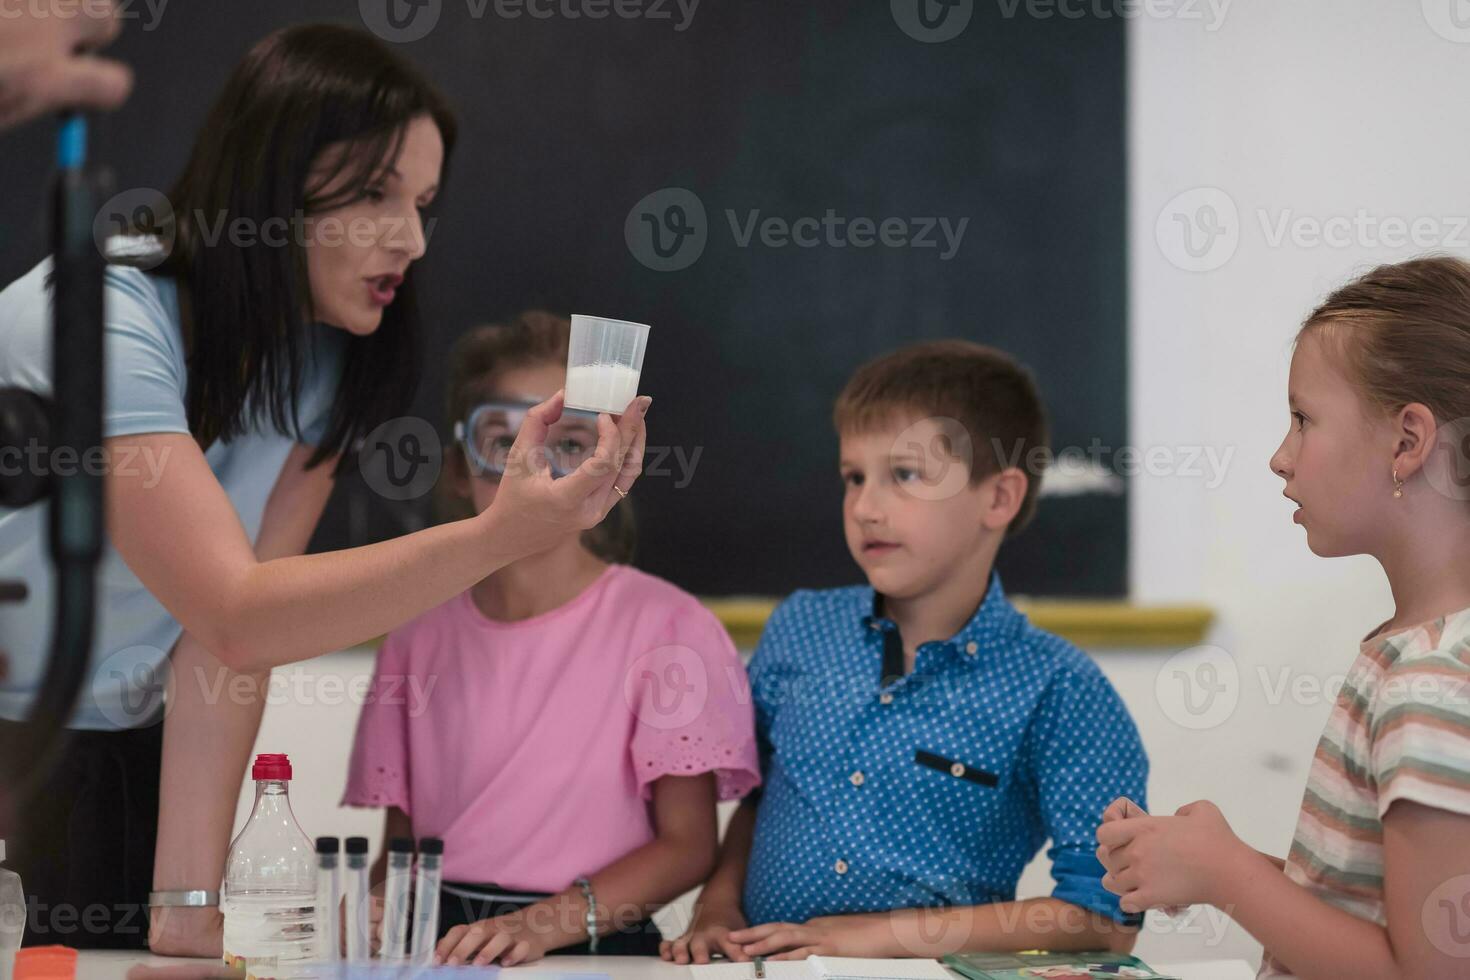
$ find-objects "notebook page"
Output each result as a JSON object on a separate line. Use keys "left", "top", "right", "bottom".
{"left": 807, "top": 955, "right": 953, "bottom": 980}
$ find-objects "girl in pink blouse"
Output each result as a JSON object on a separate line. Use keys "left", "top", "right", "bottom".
{"left": 342, "top": 311, "right": 760, "bottom": 966}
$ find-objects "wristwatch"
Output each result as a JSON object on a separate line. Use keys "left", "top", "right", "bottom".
{"left": 148, "top": 889, "right": 220, "bottom": 908}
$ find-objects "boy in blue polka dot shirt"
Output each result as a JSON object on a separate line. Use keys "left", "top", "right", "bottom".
{"left": 662, "top": 340, "right": 1148, "bottom": 962}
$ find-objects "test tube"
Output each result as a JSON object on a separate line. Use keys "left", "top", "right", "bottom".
{"left": 381, "top": 837, "right": 413, "bottom": 962}
{"left": 343, "top": 836, "right": 370, "bottom": 963}
{"left": 409, "top": 837, "right": 444, "bottom": 964}
{"left": 314, "top": 837, "right": 341, "bottom": 961}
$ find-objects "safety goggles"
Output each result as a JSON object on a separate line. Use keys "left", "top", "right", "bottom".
{"left": 453, "top": 399, "right": 600, "bottom": 479}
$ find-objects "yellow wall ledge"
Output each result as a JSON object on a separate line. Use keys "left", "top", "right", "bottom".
{"left": 703, "top": 597, "right": 1214, "bottom": 650}
{"left": 351, "top": 599, "right": 1213, "bottom": 655}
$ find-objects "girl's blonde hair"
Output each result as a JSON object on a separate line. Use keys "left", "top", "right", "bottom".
{"left": 441, "top": 310, "right": 636, "bottom": 563}
{"left": 1301, "top": 256, "right": 1470, "bottom": 425}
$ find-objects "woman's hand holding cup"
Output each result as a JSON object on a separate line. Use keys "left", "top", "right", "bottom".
{"left": 480, "top": 389, "right": 650, "bottom": 557}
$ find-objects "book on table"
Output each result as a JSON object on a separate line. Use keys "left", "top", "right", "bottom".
{"left": 690, "top": 954, "right": 953, "bottom": 980}
{"left": 943, "top": 950, "right": 1179, "bottom": 980}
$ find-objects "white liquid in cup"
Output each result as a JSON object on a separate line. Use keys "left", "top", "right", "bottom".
{"left": 565, "top": 314, "right": 649, "bottom": 415}
{"left": 565, "top": 363, "right": 642, "bottom": 415}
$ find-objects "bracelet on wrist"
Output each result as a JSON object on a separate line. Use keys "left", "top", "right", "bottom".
{"left": 148, "top": 889, "right": 220, "bottom": 908}
{"left": 573, "top": 877, "right": 598, "bottom": 954}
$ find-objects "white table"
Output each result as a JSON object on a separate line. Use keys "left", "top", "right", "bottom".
{"left": 75, "top": 953, "right": 1258, "bottom": 980}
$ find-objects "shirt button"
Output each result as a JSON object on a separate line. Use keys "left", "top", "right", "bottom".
{"left": 879, "top": 692, "right": 894, "bottom": 705}
{"left": 950, "top": 762, "right": 966, "bottom": 778}
{"left": 834, "top": 859, "right": 849, "bottom": 875}
{"left": 965, "top": 641, "right": 978, "bottom": 655}
{"left": 849, "top": 771, "right": 865, "bottom": 787}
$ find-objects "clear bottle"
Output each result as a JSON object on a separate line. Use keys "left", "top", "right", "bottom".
{"left": 222, "top": 753, "right": 317, "bottom": 974}
{"left": 0, "top": 840, "right": 23, "bottom": 980}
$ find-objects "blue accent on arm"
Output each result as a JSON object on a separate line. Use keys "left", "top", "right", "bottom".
{"left": 1050, "top": 845, "right": 1144, "bottom": 927}
{"left": 57, "top": 114, "right": 88, "bottom": 170}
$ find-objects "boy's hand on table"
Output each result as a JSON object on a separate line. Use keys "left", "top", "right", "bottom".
{"left": 729, "top": 913, "right": 893, "bottom": 959}
{"left": 147, "top": 906, "right": 223, "bottom": 958}
{"left": 1095, "top": 798, "right": 1255, "bottom": 914}
{"left": 662, "top": 901, "right": 750, "bottom": 963}
{"left": 436, "top": 909, "right": 551, "bottom": 967}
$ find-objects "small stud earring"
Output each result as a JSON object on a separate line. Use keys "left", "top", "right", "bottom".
{"left": 1393, "top": 466, "right": 1404, "bottom": 499}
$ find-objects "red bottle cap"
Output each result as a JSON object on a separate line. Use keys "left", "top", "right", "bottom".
{"left": 14, "top": 946, "right": 78, "bottom": 980}
{"left": 252, "top": 752, "right": 292, "bottom": 781}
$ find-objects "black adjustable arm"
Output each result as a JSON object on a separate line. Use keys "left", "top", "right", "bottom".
{"left": 0, "top": 115, "right": 106, "bottom": 802}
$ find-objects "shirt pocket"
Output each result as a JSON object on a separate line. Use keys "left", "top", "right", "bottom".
{"left": 913, "top": 748, "right": 1000, "bottom": 788}
{"left": 903, "top": 745, "right": 1015, "bottom": 872}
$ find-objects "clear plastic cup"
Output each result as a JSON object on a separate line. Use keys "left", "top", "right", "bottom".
{"left": 564, "top": 314, "right": 650, "bottom": 415}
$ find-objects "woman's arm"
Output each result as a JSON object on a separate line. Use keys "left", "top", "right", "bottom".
{"left": 107, "top": 392, "right": 648, "bottom": 672}
{"left": 437, "top": 772, "right": 718, "bottom": 966}
{"left": 150, "top": 444, "right": 339, "bottom": 955}
{"left": 147, "top": 633, "right": 267, "bottom": 956}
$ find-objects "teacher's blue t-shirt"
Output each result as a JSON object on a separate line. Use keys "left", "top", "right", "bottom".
{"left": 0, "top": 256, "right": 345, "bottom": 730}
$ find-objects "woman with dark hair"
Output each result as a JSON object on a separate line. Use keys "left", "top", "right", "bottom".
{"left": 0, "top": 24, "right": 649, "bottom": 955}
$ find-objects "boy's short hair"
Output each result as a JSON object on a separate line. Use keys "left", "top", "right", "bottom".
{"left": 833, "top": 339, "right": 1050, "bottom": 536}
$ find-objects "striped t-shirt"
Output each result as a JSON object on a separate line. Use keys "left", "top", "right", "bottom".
{"left": 1259, "top": 607, "right": 1470, "bottom": 978}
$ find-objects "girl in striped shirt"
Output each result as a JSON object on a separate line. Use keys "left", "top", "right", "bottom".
{"left": 1097, "top": 256, "right": 1470, "bottom": 980}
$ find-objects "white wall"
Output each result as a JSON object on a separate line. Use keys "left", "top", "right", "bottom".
{"left": 1124, "top": 0, "right": 1470, "bottom": 965}
{"left": 230, "top": 2, "right": 1470, "bottom": 969}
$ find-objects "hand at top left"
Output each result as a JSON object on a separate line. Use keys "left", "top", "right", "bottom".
{"left": 0, "top": 0, "right": 133, "bottom": 131}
